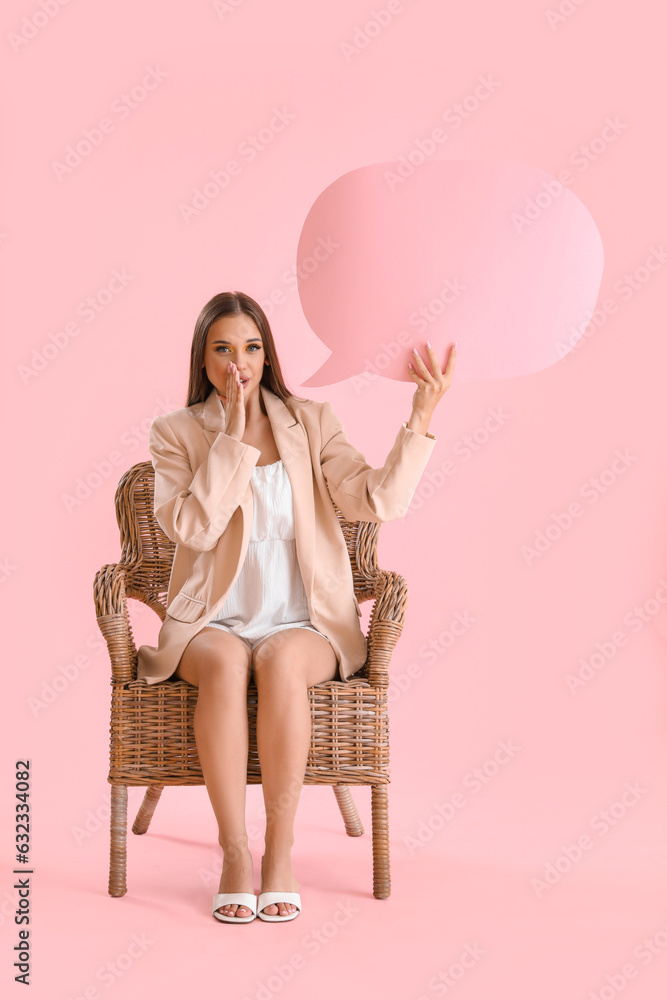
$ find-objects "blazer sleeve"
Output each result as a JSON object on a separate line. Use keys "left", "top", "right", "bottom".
{"left": 318, "top": 400, "right": 437, "bottom": 523}
{"left": 149, "top": 415, "right": 261, "bottom": 551}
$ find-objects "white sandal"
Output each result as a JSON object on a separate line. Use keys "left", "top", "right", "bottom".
{"left": 257, "top": 854, "right": 302, "bottom": 921}
{"left": 212, "top": 893, "right": 258, "bottom": 923}
{"left": 257, "top": 891, "right": 302, "bottom": 922}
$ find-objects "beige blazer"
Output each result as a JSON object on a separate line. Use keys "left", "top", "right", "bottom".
{"left": 136, "top": 384, "right": 436, "bottom": 684}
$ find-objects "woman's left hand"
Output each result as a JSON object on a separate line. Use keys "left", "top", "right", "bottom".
{"left": 406, "top": 341, "right": 456, "bottom": 434}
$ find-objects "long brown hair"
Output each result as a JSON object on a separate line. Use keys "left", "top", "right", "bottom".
{"left": 186, "top": 291, "right": 306, "bottom": 413}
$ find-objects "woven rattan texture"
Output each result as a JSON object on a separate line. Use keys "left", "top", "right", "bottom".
{"left": 95, "top": 460, "right": 407, "bottom": 898}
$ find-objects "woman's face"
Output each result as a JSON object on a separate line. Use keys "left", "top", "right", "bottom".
{"left": 202, "top": 313, "right": 267, "bottom": 400}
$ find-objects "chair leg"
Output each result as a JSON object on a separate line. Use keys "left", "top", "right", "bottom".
{"left": 132, "top": 785, "right": 164, "bottom": 835}
{"left": 109, "top": 784, "right": 128, "bottom": 897}
{"left": 333, "top": 785, "right": 364, "bottom": 836}
{"left": 371, "top": 784, "right": 391, "bottom": 899}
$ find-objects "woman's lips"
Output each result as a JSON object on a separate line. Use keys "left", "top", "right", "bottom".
{"left": 219, "top": 376, "right": 249, "bottom": 396}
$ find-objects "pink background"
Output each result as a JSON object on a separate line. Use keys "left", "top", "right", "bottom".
{"left": 2, "top": 2, "right": 667, "bottom": 998}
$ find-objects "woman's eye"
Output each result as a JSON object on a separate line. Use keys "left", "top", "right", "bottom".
{"left": 213, "top": 345, "right": 260, "bottom": 353}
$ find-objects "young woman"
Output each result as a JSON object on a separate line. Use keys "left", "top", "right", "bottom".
{"left": 136, "top": 291, "right": 456, "bottom": 923}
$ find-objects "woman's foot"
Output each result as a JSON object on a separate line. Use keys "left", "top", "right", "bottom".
{"left": 216, "top": 847, "right": 255, "bottom": 919}
{"left": 259, "top": 852, "right": 301, "bottom": 917}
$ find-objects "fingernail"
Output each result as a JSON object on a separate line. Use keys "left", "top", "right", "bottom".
{"left": 426, "top": 340, "right": 432, "bottom": 349}
{"left": 412, "top": 347, "right": 419, "bottom": 355}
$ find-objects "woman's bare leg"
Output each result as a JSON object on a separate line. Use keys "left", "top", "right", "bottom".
{"left": 175, "top": 626, "right": 254, "bottom": 919}
{"left": 252, "top": 628, "right": 339, "bottom": 916}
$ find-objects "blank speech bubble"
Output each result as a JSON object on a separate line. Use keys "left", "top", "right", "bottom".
{"left": 296, "top": 160, "right": 603, "bottom": 385}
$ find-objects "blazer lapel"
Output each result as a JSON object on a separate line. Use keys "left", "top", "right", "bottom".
{"left": 199, "top": 384, "right": 316, "bottom": 602}
{"left": 260, "top": 385, "right": 316, "bottom": 603}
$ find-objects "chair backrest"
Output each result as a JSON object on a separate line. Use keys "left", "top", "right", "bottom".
{"left": 114, "top": 462, "right": 381, "bottom": 620}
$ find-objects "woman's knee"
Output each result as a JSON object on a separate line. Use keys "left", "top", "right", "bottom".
{"left": 252, "top": 630, "right": 300, "bottom": 677}
{"left": 252, "top": 629, "right": 338, "bottom": 687}
{"left": 199, "top": 657, "right": 253, "bottom": 694}
{"left": 176, "top": 629, "right": 253, "bottom": 689}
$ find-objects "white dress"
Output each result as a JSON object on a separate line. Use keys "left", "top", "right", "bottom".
{"left": 206, "top": 460, "right": 333, "bottom": 651}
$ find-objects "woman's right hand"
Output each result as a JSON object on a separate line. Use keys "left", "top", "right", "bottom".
{"left": 217, "top": 362, "right": 246, "bottom": 441}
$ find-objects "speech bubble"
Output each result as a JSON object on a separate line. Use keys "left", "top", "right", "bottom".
{"left": 296, "top": 160, "right": 603, "bottom": 385}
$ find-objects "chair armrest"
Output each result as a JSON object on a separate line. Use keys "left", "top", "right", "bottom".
{"left": 93, "top": 563, "right": 138, "bottom": 684}
{"left": 362, "top": 569, "right": 409, "bottom": 689}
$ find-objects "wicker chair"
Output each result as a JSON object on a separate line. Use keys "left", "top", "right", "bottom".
{"left": 93, "top": 460, "right": 409, "bottom": 900}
